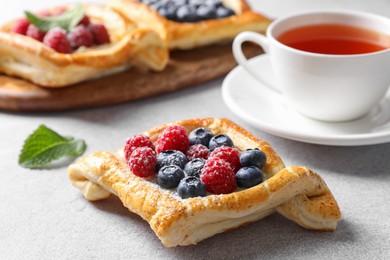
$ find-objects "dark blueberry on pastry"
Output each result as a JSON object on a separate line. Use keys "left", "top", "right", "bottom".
{"left": 157, "top": 165, "right": 185, "bottom": 189}
{"left": 239, "top": 148, "right": 267, "bottom": 169}
{"left": 208, "top": 134, "right": 234, "bottom": 151}
{"left": 177, "top": 176, "right": 207, "bottom": 198}
{"left": 156, "top": 150, "right": 188, "bottom": 170}
{"left": 189, "top": 127, "right": 214, "bottom": 147}
{"left": 184, "top": 158, "right": 206, "bottom": 177}
{"left": 236, "top": 166, "right": 264, "bottom": 188}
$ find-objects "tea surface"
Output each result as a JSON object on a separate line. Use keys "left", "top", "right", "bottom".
{"left": 277, "top": 24, "right": 390, "bottom": 55}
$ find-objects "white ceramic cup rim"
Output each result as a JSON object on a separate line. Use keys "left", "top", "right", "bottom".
{"left": 266, "top": 10, "right": 390, "bottom": 58}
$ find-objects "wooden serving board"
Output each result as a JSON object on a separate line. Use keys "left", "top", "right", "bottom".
{"left": 0, "top": 44, "right": 261, "bottom": 112}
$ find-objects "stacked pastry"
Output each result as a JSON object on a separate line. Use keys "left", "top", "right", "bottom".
{"left": 0, "top": 0, "right": 270, "bottom": 87}
{"left": 68, "top": 118, "right": 342, "bottom": 247}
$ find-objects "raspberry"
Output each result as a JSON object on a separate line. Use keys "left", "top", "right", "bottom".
{"left": 68, "top": 25, "right": 93, "bottom": 50}
{"left": 43, "top": 28, "right": 71, "bottom": 53}
{"left": 78, "top": 15, "right": 91, "bottom": 26}
{"left": 156, "top": 125, "right": 190, "bottom": 154}
{"left": 26, "top": 24, "right": 46, "bottom": 42}
{"left": 11, "top": 18, "right": 30, "bottom": 35}
{"left": 186, "top": 144, "right": 209, "bottom": 160}
{"left": 209, "top": 146, "right": 241, "bottom": 172}
{"left": 128, "top": 147, "right": 157, "bottom": 178}
{"left": 200, "top": 157, "right": 236, "bottom": 194}
{"left": 124, "top": 134, "right": 155, "bottom": 161}
{"left": 89, "top": 23, "right": 111, "bottom": 45}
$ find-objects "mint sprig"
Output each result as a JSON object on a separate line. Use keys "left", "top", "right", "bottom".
{"left": 19, "top": 125, "right": 86, "bottom": 169}
{"left": 25, "top": 5, "right": 84, "bottom": 32}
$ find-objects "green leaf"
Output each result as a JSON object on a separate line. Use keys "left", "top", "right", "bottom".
{"left": 24, "top": 5, "right": 84, "bottom": 32}
{"left": 18, "top": 125, "right": 87, "bottom": 169}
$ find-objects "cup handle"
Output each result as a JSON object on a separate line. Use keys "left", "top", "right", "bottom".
{"left": 233, "top": 32, "right": 282, "bottom": 94}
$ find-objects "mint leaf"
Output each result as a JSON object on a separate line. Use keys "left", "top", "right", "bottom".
{"left": 25, "top": 5, "right": 84, "bottom": 32}
{"left": 19, "top": 125, "right": 86, "bottom": 169}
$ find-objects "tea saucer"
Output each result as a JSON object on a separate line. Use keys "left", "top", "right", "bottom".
{"left": 222, "top": 55, "right": 390, "bottom": 146}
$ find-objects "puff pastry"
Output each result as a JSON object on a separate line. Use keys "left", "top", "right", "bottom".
{"left": 0, "top": 4, "right": 168, "bottom": 87}
{"left": 108, "top": 0, "right": 272, "bottom": 50}
{"left": 67, "top": 118, "right": 341, "bottom": 247}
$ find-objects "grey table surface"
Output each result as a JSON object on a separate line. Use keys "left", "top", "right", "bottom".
{"left": 1, "top": 0, "right": 390, "bottom": 259}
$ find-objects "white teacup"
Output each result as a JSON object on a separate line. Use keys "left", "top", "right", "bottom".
{"left": 233, "top": 11, "right": 390, "bottom": 122}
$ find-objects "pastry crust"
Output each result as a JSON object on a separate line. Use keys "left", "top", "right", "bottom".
{"left": 108, "top": 0, "right": 272, "bottom": 50}
{"left": 67, "top": 118, "right": 341, "bottom": 247}
{"left": 0, "top": 4, "right": 168, "bottom": 87}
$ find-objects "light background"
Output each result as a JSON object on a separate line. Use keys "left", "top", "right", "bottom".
{"left": 1, "top": 1, "right": 390, "bottom": 259}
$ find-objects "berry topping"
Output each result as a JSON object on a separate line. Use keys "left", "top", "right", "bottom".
{"left": 156, "top": 125, "right": 190, "bottom": 153}
{"left": 89, "top": 23, "right": 111, "bottom": 45}
{"left": 186, "top": 144, "right": 209, "bottom": 160}
{"left": 184, "top": 158, "right": 205, "bottom": 178}
{"left": 157, "top": 165, "right": 185, "bottom": 189}
{"left": 188, "top": 127, "right": 214, "bottom": 147}
{"left": 196, "top": 5, "right": 216, "bottom": 20}
{"left": 156, "top": 150, "right": 188, "bottom": 170}
{"left": 15, "top": 7, "right": 110, "bottom": 53}
{"left": 11, "top": 18, "right": 30, "bottom": 35}
{"left": 216, "top": 6, "right": 235, "bottom": 18}
{"left": 239, "top": 148, "right": 267, "bottom": 169}
{"left": 124, "top": 134, "right": 155, "bottom": 161}
{"left": 236, "top": 166, "right": 264, "bottom": 188}
{"left": 128, "top": 147, "right": 157, "bottom": 178}
{"left": 176, "top": 5, "right": 197, "bottom": 22}
{"left": 26, "top": 24, "right": 46, "bottom": 41}
{"left": 140, "top": 0, "right": 234, "bottom": 23}
{"left": 68, "top": 25, "right": 93, "bottom": 50}
{"left": 200, "top": 157, "right": 236, "bottom": 194}
{"left": 43, "top": 28, "right": 71, "bottom": 54}
{"left": 78, "top": 15, "right": 91, "bottom": 26}
{"left": 209, "top": 146, "right": 240, "bottom": 172}
{"left": 177, "top": 176, "right": 207, "bottom": 199}
{"left": 208, "top": 134, "right": 234, "bottom": 151}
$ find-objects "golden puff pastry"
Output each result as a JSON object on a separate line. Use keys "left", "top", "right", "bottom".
{"left": 67, "top": 118, "right": 341, "bottom": 247}
{"left": 0, "top": 4, "right": 168, "bottom": 87}
{"left": 108, "top": 0, "right": 272, "bottom": 50}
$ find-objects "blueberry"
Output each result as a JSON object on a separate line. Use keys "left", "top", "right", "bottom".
{"left": 208, "top": 134, "right": 234, "bottom": 151}
{"left": 177, "top": 176, "right": 207, "bottom": 198}
{"left": 184, "top": 158, "right": 205, "bottom": 177}
{"left": 148, "top": 3, "right": 160, "bottom": 10}
{"left": 189, "top": 0, "right": 205, "bottom": 7}
{"left": 196, "top": 5, "right": 216, "bottom": 20}
{"left": 158, "top": 5, "right": 178, "bottom": 20}
{"left": 205, "top": 0, "right": 222, "bottom": 6}
{"left": 189, "top": 127, "right": 214, "bottom": 147}
{"left": 156, "top": 150, "right": 188, "bottom": 170}
{"left": 175, "top": 0, "right": 188, "bottom": 6}
{"left": 239, "top": 148, "right": 267, "bottom": 169}
{"left": 157, "top": 165, "right": 185, "bottom": 189}
{"left": 176, "top": 5, "right": 198, "bottom": 22}
{"left": 216, "top": 6, "right": 235, "bottom": 18}
{"left": 236, "top": 166, "right": 264, "bottom": 188}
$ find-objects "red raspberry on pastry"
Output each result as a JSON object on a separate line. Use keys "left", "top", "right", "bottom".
{"left": 68, "top": 25, "right": 93, "bottom": 50}
{"left": 11, "top": 18, "right": 30, "bottom": 35}
{"left": 209, "top": 146, "right": 241, "bottom": 172}
{"left": 26, "top": 24, "right": 46, "bottom": 42}
{"left": 128, "top": 147, "right": 157, "bottom": 178}
{"left": 78, "top": 15, "right": 91, "bottom": 26}
{"left": 43, "top": 28, "right": 71, "bottom": 53}
{"left": 200, "top": 157, "right": 236, "bottom": 194}
{"left": 156, "top": 125, "right": 190, "bottom": 154}
{"left": 89, "top": 23, "right": 111, "bottom": 44}
{"left": 186, "top": 144, "right": 210, "bottom": 160}
{"left": 124, "top": 134, "right": 155, "bottom": 161}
